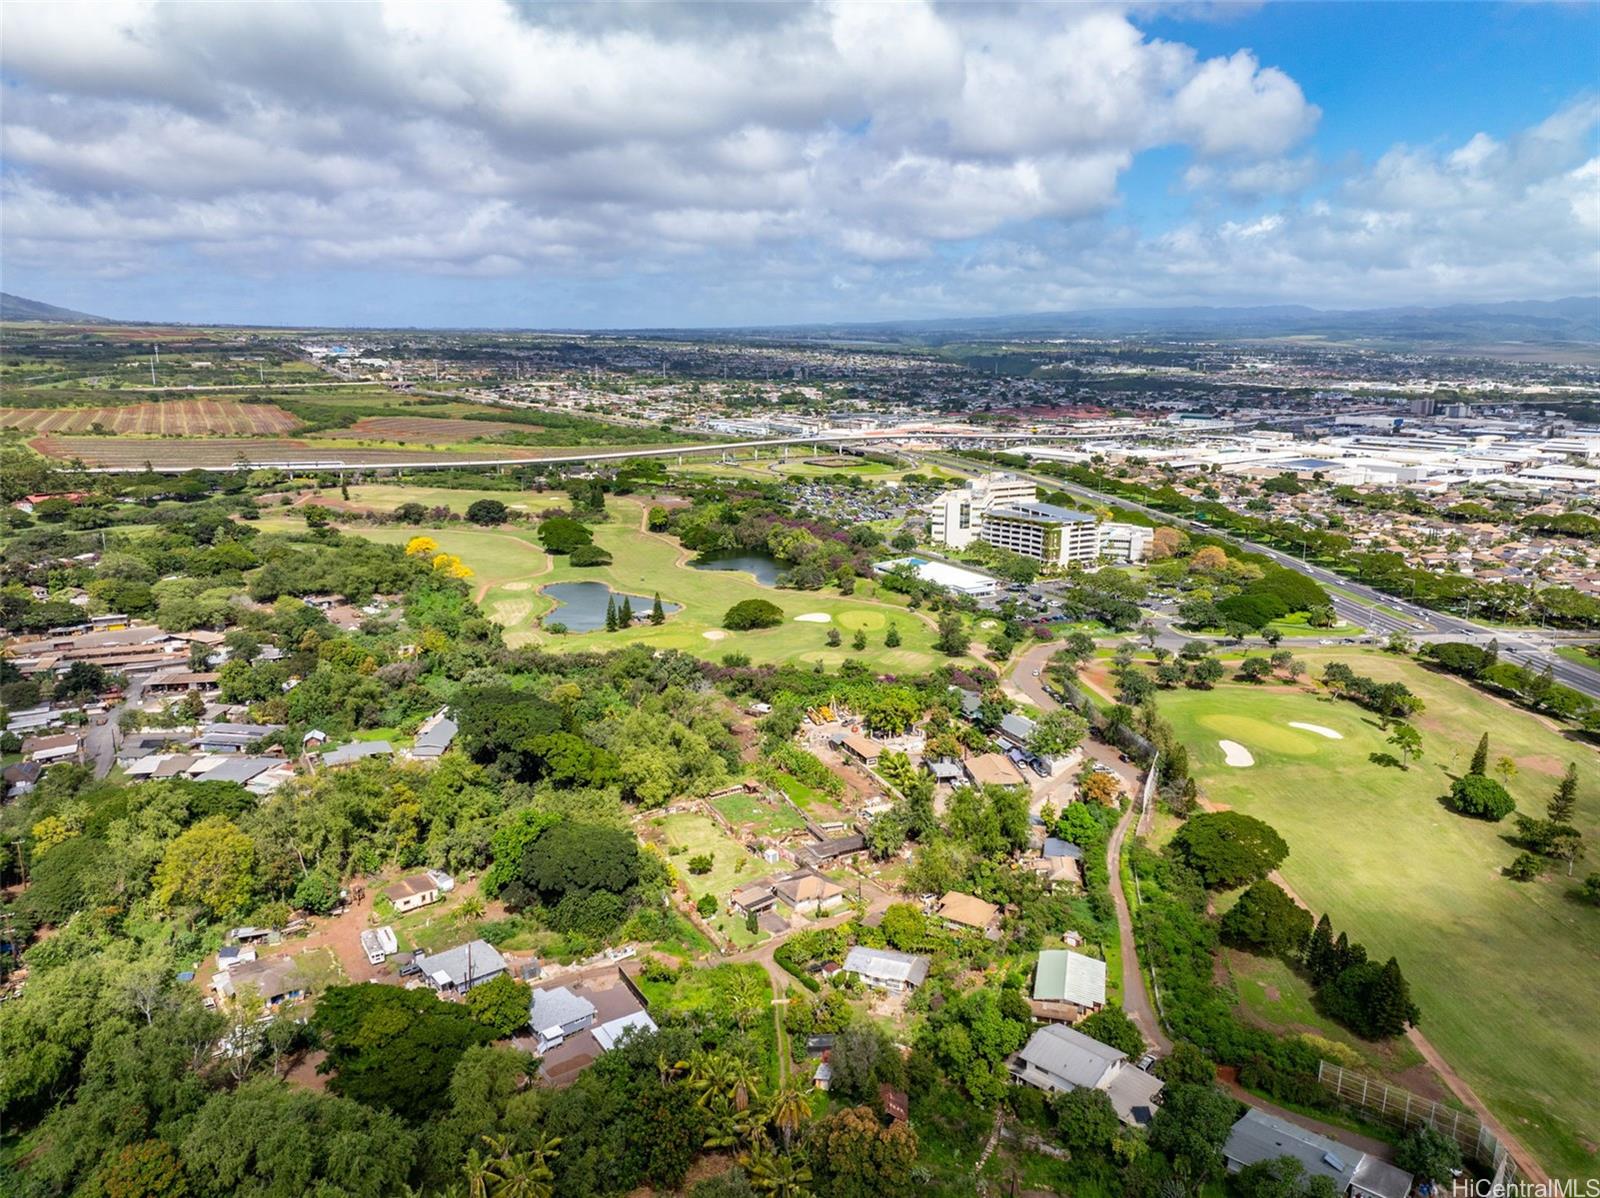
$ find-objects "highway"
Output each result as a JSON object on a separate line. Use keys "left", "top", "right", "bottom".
{"left": 930, "top": 453, "right": 1600, "bottom": 702}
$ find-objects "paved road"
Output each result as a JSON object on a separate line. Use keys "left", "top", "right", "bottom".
{"left": 956, "top": 456, "right": 1600, "bottom": 702}
{"left": 1008, "top": 643, "right": 1170, "bottom": 1056}
{"left": 86, "top": 678, "right": 143, "bottom": 779}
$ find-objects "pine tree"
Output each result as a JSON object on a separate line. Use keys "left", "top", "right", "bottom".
{"left": 1549, "top": 762, "right": 1579, "bottom": 825}
{"left": 1305, "top": 914, "right": 1335, "bottom": 983}
{"left": 1333, "top": 931, "right": 1352, "bottom": 975}
{"left": 604, "top": 596, "right": 618, "bottom": 632}
{"left": 1366, "top": 958, "right": 1420, "bottom": 1037}
{"left": 1483, "top": 638, "right": 1499, "bottom": 668}
{"left": 1468, "top": 733, "right": 1489, "bottom": 777}
{"left": 884, "top": 623, "right": 901, "bottom": 648}
{"left": 619, "top": 596, "right": 634, "bottom": 626}
{"left": 852, "top": 629, "right": 867, "bottom": 651}
{"left": 650, "top": 593, "right": 665, "bottom": 626}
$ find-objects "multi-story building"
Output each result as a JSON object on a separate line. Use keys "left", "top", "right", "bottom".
{"left": 979, "top": 502, "right": 1100, "bottom": 567}
{"left": 927, "top": 473, "right": 1038, "bottom": 548}
{"left": 1098, "top": 521, "right": 1152, "bottom": 563}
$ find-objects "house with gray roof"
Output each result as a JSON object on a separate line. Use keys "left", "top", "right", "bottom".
{"left": 842, "top": 946, "right": 930, "bottom": 992}
{"left": 418, "top": 939, "right": 506, "bottom": 994}
{"left": 195, "top": 722, "right": 283, "bottom": 754}
{"left": 193, "top": 756, "right": 278, "bottom": 786}
{"left": 322, "top": 739, "right": 392, "bottom": 769}
{"left": 997, "top": 711, "right": 1036, "bottom": 749}
{"left": 1223, "top": 1110, "right": 1412, "bottom": 1198}
{"left": 409, "top": 707, "right": 458, "bottom": 760}
{"left": 1009, "top": 1023, "right": 1163, "bottom": 1125}
{"left": 529, "top": 985, "right": 598, "bottom": 1052}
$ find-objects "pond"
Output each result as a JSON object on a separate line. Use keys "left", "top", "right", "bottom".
{"left": 541, "top": 582, "right": 680, "bottom": 632}
{"left": 688, "top": 550, "right": 784, "bottom": 587}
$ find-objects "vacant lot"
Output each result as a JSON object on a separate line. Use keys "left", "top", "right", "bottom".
{"left": 649, "top": 813, "right": 768, "bottom": 947}
{"left": 1158, "top": 652, "right": 1599, "bottom": 1176}
{"left": 1, "top": 400, "right": 301, "bottom": 435}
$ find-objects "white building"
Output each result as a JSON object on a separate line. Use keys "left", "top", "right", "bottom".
{"left": 927, "top": 473, "right": 1039, "bottom": 549}
{"left": 1099, "top": 522, "right": 1152, "bottom": 564}
{"left": 979, "top": 502, "right": 1100, "bottom": 567}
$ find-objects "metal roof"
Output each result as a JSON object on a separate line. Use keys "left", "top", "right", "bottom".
{"left": 593, "top": 1010, "right": 657, "bottom": 1051}
{"left": 1042, "top": 838, "right": 1084, "bottom": 860}
{"left": 1014, "top": 1023, "right": 1123, "bottom": 1090}
{"left": 1223, "top": 1109, "right": 1367, "bottom": 1190}
{"left": 843, "top": 946, "right": 930, "bottom": 986}
{"left": 1032, "top": 949, "right": 1107, "bottom": 1009}
{"left": 422, "top": 939, "right": 505, "bottom": 987}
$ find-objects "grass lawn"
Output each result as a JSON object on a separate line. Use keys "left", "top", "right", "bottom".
{"left": 313, "top": 482, "right": 571, "bottom": 516}
{"left": 712, "top": 792, "right": 806, "bottom": 836}
{"left": 1157, "top": 651, "right": 1600, "bottom": 1176}
{"left": 653, "top": 812, "right": 770, "bottom": 946}
{"left": 1555, "top": 645, "right": 1600, "bottom": 675}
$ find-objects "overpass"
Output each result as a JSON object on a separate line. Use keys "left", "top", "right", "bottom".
{"left": 68, "top": 424, "right": 1169, "bottom": 476}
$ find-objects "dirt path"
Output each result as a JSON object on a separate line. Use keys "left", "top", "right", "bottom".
{"left": 1193, "top": 800, "right": 1551, "bottom": 1183}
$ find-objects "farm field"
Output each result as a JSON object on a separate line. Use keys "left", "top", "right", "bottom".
{"left": 1157, "top": 651, "right": 1600, "bottom": 1177}
{"left": 353, "top": 496, "right": 965, "bottom": 669}
{"left": 27, "top": 435, "right": 592, "bottom": 468}
{"left": 0, "top": 400, "right": 302, "bottom": 435}
{"left": 335, "top": 415, "right": 543, "bottom": 442}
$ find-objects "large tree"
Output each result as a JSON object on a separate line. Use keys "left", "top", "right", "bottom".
{"left": 153, "top": 816, "right": 256, "bottom": 920}
{"left": 1170, "top": 812, "right": 1289, "bottom": 889}
{"left": 809, "top": 1105, "right": 919, "bottom": 1198}
{"left": 311, "top": 985, "right": 495, "bottom": 1121}
{"left": 1221, "top": 880, "right": 1313, "bottom": 959}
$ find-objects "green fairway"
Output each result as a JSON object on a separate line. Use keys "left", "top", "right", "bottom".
{"left": 359, "top": 496, "right": 962, "bottom": 669}
{"left": 1158, "top": 653, "right": 1600, "bottom": 1176}
{"left": 301, "top": 483, "right": 570, "bottom": 515}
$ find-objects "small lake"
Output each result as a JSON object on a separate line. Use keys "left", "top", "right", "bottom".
{"left": 542, "top": 582, "right": 680, "bottom": 632}
{"left": 688, "top": 550, "right": 784, "bottom": 587}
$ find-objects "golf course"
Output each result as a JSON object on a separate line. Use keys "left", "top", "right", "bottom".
{"left": 1159, "top": 651, "right": 1600, "bottom": 1177}
{"left": 350, "top": 494, "right": 968, "bottom": 671}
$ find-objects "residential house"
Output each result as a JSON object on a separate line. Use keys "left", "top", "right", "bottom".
{"left": 997, "top": 712, "right": 1036, "bottom": 751}
{"left": 1030, "top": 949, "right": 1107, "bottom": 1022}
{"left": 962, "top": 752, "right": 1027, "bottom": 788}
{"left": 194, "top": 722, "right": 283, "bottom": 754}
{"left": 3, "top": 761, "right": 42, "bottom": 798}
{"left": 529, "top": 985, "right": 598, "bottom": 1052}
{"left": 1222, "top": 1110, "right": 1413, "bottom": 1198}
{"left": 729, "top": 880, "right": 779, "bottom": 916}
{"left": 936, "top": 891, "right": 1001, "bottom": 938}
{"left": 193, "top": 756, "right": 280, "bottom": 786}
{"left": 214, "top": 956, "right": 307, "bottom": 1009}
{"left": 409, "top": 707, "right": 458, "bottom": 760}
{"left": 922, "top": 758, "right": 963, "bottom": 786}
{"left": 1027, "top": 838, "right": 1085, "bottom": 893}
{"left": 146, "top": 668, "right": 221, "bottom": 696}
{"left": 383, "top": 873, "right": 442, "bottom": 914}
{"left": 772, "top": 868, "right": 847, "bottom": 915}
{"left": 842, "top": 946, "right": 930, "bottom": 993}
{"left": 322, "top": 740, "right": 392, "bottom": 769}
{"left": 1009, "top": 1023, "right": 1164, "bottom": 1125}
{"left": 418, "top": 939, "right": 507, "bottom": 995}
{"left": 523, "top": 967, "right": 656, "bottom": 1085}
{"left": 832, "top": 729, "right": 883, "bottom": 766}
{"left": 799, "top": 832, "right": 867, "bottom": 867}
{"left": 20, "top": 732, "right": 83, "bottom": 765}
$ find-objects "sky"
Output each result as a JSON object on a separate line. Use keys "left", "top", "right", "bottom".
{"left": 0, "top": 1, "right": 1596, "bottom": 328}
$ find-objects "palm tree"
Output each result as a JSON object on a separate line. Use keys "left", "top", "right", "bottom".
{"left": 462, "top": 1146, "right": 491, "bottom": 1198}
{"left": 459, "top": 893, "right": 487, "bottom": 919}
{"left": 747, "top": 1146, "right": 813, "bottom": 1198}
{"left": 767, "top": 1079, "right": 813, "bottom": 1150}
{"left": 480, "top": 1134, "right": 555, "bottom": 1198}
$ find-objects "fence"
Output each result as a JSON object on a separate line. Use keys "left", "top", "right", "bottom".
{"left": 1315, "top": 1061, "right": 1520, "bottom": 1183}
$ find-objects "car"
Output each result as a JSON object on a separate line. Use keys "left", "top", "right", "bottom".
{"left": 1136, "top": 1053, "right": 1157, "bottom": 1072}
{"left": 1118, "top": 753, "right": 1130, "bottom": 763}
{"left": 1029, "top": 758, "right": 1051, "bottom": 778}
{"left": 397, "top": 962, "right": 423, "bottom": 978}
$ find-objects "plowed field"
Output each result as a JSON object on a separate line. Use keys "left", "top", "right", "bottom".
{"left": 0, "top": 400, "right": 300, "bottom": 435}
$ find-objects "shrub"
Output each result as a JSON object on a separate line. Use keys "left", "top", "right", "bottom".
{"left": 696, "top": 893, "right": 717, "bottom": 917}
{"left": 465, "top": 499, "right": 508, "bottom": 526}
{"left": 1443, "top": 774, "right": 1515, "bottom": 822}
{"left": 688, "top": 854, "right": 713, "bottom": 875}
{"left": 723, "top": 599, "right": 783, "bottom": 630}
{"left": 568, "top": 544, "right": 613, "bottom": 567}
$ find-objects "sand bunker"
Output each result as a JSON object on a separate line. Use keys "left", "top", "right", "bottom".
{"left": 702, "top": 630, "right": 730, "bottom": 640}
{"left": 1219, "top": 740, "right": 1255, "bottom": 767}
{"left": 500, "top": 581, "right": 532, "bottom": 592}
{"left": 793, "top": 612, "right": 832, "bottom": 623}
{"left": 1288, "top": 722, "right": 1343, "bottom": 740}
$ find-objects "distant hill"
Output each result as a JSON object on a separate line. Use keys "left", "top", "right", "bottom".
{"left": 754, "top": 297, "right": 1600, "bottom": 347}
{"left": 0, "top": 293, "right": 113, "bottom": 324}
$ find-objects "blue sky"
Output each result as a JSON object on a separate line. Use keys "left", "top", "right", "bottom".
{"left": 1, "top": 1, "right": 1595, "bottom": 327}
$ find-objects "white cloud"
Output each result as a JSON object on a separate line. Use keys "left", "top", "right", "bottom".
{"left": 0, "top": 1, "right": 1591, "bottom": 320}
